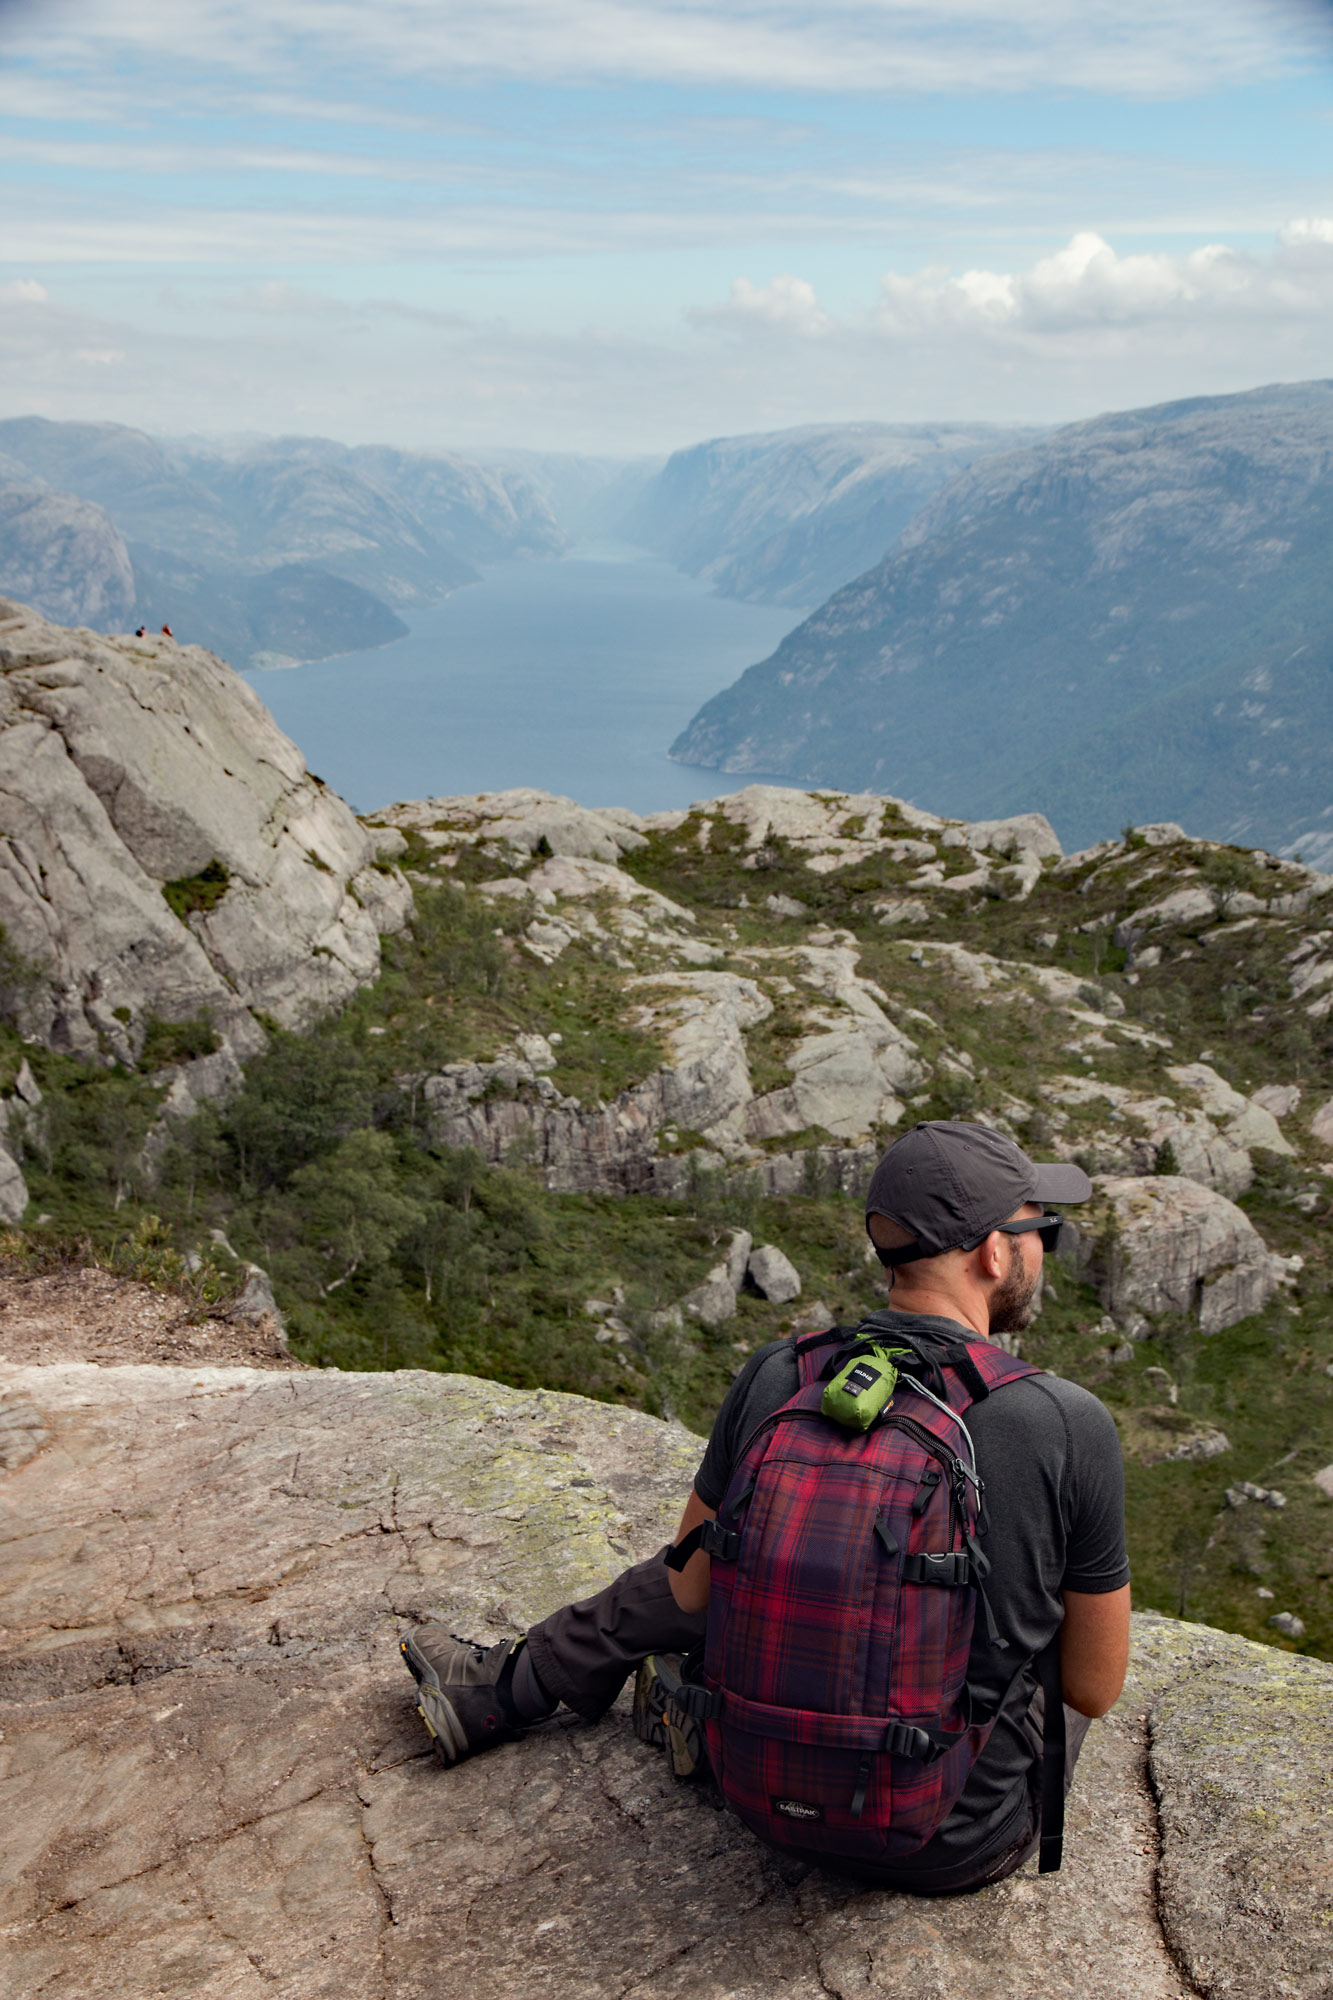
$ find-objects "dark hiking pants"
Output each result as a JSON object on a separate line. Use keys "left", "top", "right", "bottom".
{"left": 524, "top": 1549, "right": 1091, "bottom": 1895}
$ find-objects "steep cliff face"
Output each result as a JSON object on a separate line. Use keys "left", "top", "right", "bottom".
{"left": 670, "top": 381, "right": 1333, "bottom": 852}
{"left": 631, "top": 420, "right": 1041, "bottom": 608}
{"left": 1, "top": 1344, "right": 1328, "bottom": 1999}
{"left": 0, "top": 599, "right": 409, "bottom": 1063}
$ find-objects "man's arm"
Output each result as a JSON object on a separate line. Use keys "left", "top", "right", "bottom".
{"left": 1059, "top": 1583, "right": 1131, "bottom": 1717}
{"left": 666, "top": 1488, "right": 717, "bottom": 1613}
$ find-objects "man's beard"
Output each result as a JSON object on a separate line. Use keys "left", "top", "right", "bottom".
{"left": 989, "top": 1241, "right": 1039, "bottom": 1335}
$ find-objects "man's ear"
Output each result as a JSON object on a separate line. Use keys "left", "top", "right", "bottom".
{"left": 975, "top": 1231, "right": 1006, "bottom": 1282}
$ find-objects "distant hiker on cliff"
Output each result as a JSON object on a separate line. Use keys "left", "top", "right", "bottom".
{"left": 160, "top": 623, "right": 173, "bottom": 638}
{"left": 400, "top": 1121, "right": 1131, "bottom": 1892}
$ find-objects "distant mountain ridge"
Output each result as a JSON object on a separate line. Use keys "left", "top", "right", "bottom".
{"left": 628, "top": 421, "right": 1044, "bottom": 607}
{"left": 0, "top": 419, "right": 566, "bottom": 667}
{"left": 670, "top": 380, "right": 1333, "bottom": 854}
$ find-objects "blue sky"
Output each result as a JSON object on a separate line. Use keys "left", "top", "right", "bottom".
{"left": 3, "top": 1, "right": 1333, "bottom": 451}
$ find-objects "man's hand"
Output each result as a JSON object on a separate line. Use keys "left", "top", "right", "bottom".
{"left": 666, "top": 1488, "right": 716, "bottom": 1613}
{"left": 1059, "top": 1583, "right": 1132, "bottom": 1717}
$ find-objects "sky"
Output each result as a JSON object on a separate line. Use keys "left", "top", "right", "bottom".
{"left": 3, "top": 0, "right": 1333, "bottom": 454}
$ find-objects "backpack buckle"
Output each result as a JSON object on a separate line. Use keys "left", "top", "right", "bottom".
{"left": 673, "top": 1682, "right": 722, "bottom": 1722}
{"left": 902, "top": 1551, "right": 971, "bottom": 1587}
{"left": 700, "top": 1520, "right": 740, "bottom": 1562}
{"left": 882, "top": 1722, "right": 934, "bottom": 1759}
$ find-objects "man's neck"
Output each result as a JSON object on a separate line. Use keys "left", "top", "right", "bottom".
{"left": 879, "top": 1285, "right": 989, "bottom": 1339}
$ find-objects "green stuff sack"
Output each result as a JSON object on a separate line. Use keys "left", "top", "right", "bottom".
{"left": 821, "top": 1346, "right": 902, "bottom": 1431}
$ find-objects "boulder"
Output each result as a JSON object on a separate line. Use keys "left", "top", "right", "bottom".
{"left": 1251, "top": 1083, "right": 1300, "bottom": 1118}
{"left": 0, "top": 599, "right": 410, "bottom": 1059}
{"left": 1310, "top": 1096, "right": 1333, "bottom": 1148}
{"left": 1115, "top": 885, "right": 1217, "bottom": 945}
{"left": 228, "top": 1261, "right": 287, "bottom": 1336}
{"left": 681, "top": 1230, "right": 752, "bottom": 1325}
{"left": 139, "top": 1047, "right": 245, "bottom": 1180}
{"left": 1165, "top": 1062, "right": 1294, "bottom": 1160}
{"left": 1, "top": 1358, "right": 1329, "bottom": 2000}
{"left": 1069, "top": 1176, "right": 1289, "bottom": 1334}
{"left": 746, "top": 1243, "right": 802, "bottom": 1303}
{"left": 0, "top": 1131, "right": 26, "bottom": 1223}
{"left": 958, "top": 813, "right": 1062, "bottom": 862}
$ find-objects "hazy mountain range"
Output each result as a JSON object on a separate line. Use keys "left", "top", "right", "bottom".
{"left": 670, "top": 381, "right": 1333, "bottom": 856}
{"left": 5, "top": 390, "right": 1333, "bottom": 856}
{"left": 0, "top": 416, "right": 1039, "bottom": 666}
{"left": 627, "top": 421, "right": 1044, "bottom": 608}
{"left": 0, "top": 419, "right": 567, "bottom": 667}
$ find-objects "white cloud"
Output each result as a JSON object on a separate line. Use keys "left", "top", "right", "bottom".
{"left": 12, "top": 0, "right": 1326, "bottom": 99}
{"left": 1279, "top": 216, "right": 1333, "bottom": 247}
{"left": 6, "top": 221, "right": 1333, "bottom": 455}
{"left": 864, "top": 227, "right": 1333, "bottom": 340}
{"left": 0, "top": 280, "right": 48, "bottom": 304}
{"left": 696, "top": 274, "right": 834, "bottom": 337}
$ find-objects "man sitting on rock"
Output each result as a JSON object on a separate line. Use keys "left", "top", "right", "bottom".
{"left": 399, "top": 1120, "right": 1131, "bottom": 1893}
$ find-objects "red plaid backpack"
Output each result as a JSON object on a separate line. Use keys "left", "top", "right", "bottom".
{"left": 666, "top": 1316, "right": 1068, "bottom": 1873}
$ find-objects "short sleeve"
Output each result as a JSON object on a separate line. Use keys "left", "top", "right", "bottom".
{"left": 1057, "top": 1382, "right": 1131, "bottom": 1593}
{"left": 694, "top": 1341, "right": 797, "bottom": 1510}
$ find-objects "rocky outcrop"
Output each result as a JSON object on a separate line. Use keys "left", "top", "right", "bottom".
{"left": 1069, "top": 1176, "right": 1293, "bottom": 1335}
{"left": 0, "top": 473, "right": 136, "bottom": 628}
{"left": 1, "top": 1356, "right": 1327, "bottom": 2000}
{"left": 0, "top": 600, "right": 410, "bottom": 1061}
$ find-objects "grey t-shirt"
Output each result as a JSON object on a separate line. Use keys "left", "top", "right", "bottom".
{"left": 693, "top": 1313, "right": 1130, "bottom": 1873}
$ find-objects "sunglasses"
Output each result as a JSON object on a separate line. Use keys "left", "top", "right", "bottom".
{"left": 992, "top": 1213, "right": 1064, "bottom": 1255}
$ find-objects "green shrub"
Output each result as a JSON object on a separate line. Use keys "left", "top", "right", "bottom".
{"left": 220, "top": 1032, "right": 376, "bottom": 1191}
{"left": 162, "top": 858, "right": 230, "bottom": 922}
{"left": 139, "top": 1013, "right": 220, "bottom": 1071}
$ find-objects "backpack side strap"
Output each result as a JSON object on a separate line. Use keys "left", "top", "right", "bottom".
{"left": 1035, "top": 1633, "right": 1067, "bottom": 1874}
{"left": 664, "top": 1519, "right": 740, "bottom": 1572}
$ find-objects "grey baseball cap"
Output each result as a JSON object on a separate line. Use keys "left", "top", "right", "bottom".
{"left": 865, "top": 1120, "right": 1091, "bottom": 1266}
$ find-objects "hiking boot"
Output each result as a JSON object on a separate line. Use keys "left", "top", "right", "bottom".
{"left": 633, "top": 1653, "right": 708, "bottom": 1782}
{"left": 400, "top": 1627, "right": 528, "bottom": 1766}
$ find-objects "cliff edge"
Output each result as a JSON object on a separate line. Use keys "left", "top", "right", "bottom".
{"left": 1, "top": 1344, "right": 1327, "bottom": 2000}
{"left": 0, "top": 598, "right": 410, "bottom": 1065}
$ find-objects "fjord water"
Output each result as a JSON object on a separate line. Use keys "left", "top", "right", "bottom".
{"left": 244, "top": 543, "right": 802, "bottom": 814}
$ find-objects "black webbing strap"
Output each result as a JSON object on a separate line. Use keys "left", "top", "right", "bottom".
{"left": 663, "top": 1519, "right": 740, "bottom": 1572}
{"left": 1035, "top": 1635, "right": 1067, "bottom": 1874}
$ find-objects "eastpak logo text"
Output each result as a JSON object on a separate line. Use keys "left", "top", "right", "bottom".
{"left": 774, "top": 1798, "right": 824, "bottom": 1821}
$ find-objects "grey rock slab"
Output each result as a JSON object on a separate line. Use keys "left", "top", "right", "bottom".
{"left": 2, "top": 1362, "right": 1329, "bottom": 1999}
{"left": 1145, "top": 1619, "right": 1333, "bottom": 2000}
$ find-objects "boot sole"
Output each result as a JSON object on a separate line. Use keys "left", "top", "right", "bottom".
{"left": 633, "top": 1656, "right": 671, "bottom": 1752}
{"left": 633, "top": 1655, "right": 707, "bottom": 1781}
